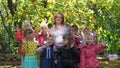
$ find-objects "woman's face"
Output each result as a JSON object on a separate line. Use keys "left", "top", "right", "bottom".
{"left": 55, "top": 14, "right": 63, "bottom": 25}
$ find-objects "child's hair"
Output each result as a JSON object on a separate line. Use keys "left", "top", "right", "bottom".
{"left": 46, "top": 35, "right": 53, "bottom": 40}
{"left": 71, "top": 25, "right": 78, "bottom": 32}
{"left": 63, "top": 34, "right": 74, "bottom": 45}
{"left": 83, "top": 27, "right": 90, "bottom": 32}
{"left": 24, "top": 29, "right": 33, "bottom": 38}
{"left": 86, "top": 33, "right": 94, "bottom": 40}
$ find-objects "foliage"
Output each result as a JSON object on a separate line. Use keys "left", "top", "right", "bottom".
{"left": 0, "top": 0, "right": 120, "bottom": 54}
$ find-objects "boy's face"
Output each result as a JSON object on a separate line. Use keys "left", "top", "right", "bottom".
{"left": 47, "top": 37, "right": 54, "bottom": 46}
{"left": 63, "top": 38, "right": 69, "bottom": 46}
{"left": 86, "top": 35, "right": 94, "bottom": 45}
{"left": 41, "top": 26, "right": 48, "bottom": 33}
{"left": 70, "top": 28, "right": 77, "bottom": 35}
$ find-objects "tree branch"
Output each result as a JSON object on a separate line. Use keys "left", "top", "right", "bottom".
{"left": 7, "top": 0, "right": 15, "bottom": 16}
{"left": 0, "top": 11, "right": 9, "bottom": 33}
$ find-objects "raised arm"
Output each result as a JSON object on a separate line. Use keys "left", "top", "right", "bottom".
{"left": 95, "top": 41, "right": 106, "bottom": 54}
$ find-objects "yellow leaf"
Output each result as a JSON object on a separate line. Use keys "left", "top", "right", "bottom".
{"left": 89, "top": 25, "right": 94, "bottom": 31}
{"left": 47, "top": 11, "right": 51, "bottom": 16}
{"left": 41, "top": 18, "right": 47, "bottom": 23}
{"left": 89, "top": 18, "right": 96, "bottom": 23}
{"left": 64, "top": 12, "right": 67, "bottom": 17}
{"left": 75, "top": 23, "right": 82, "bottom": 28}
{"left": 72, "top": 0, "right": 76, "bottom": 3}
{"left": 7, "top": 19, "right": 13, "bottom": 24}
{"left": 96, "top": 28, "right": 101, "bottom": 35}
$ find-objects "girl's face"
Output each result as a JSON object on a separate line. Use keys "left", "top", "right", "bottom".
{"left": 86, "top": 35, "right": 94, "bottom": 45}
{"left": 24, "top": 25, "right": 30, "bottom": 30}
{"left": 83, "top": 29, "right": 90, "bottom": 35}
{"left": 70, "top": 28, "right": 77, "bottom": 35}
{"left": 47, "top": 37, "right": 54, "bottom": 46}
{"left": 41, "top": 26, "right": 48, "bottom": 34}
{"left": 55, "top": 14, "right": 63, "bottom": 25}
{"left": 27, "top": 31, "right": 35, "bottom": 40}
{"left": 63, "top": 38, "right": 69, "bottom": 46}
{"left": 16, "top": 26, "right": 20, "bottom": 32}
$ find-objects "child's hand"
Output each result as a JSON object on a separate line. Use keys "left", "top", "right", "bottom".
{"left": 101, "top": 41, "right": 106, "bottom": 47}
{"left": 41, "top": 45, "right": 46, "bottom": 49}
{"left": 54, "top": 60, "right": 58, "bottom": 64}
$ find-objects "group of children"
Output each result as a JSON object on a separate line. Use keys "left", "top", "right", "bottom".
{"left": 15, "top": 22, "right": 106, "bottom": 68}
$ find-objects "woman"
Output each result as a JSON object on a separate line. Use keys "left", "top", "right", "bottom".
{"left": 50, "top": 12, "right": 70, "bottom": 49}
{"left": 50, "top": 12, "right": 70, "bottom": 68}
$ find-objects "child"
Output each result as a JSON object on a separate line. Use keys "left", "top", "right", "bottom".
{"left": 15, "top": 23, "right": 25, "bottom": 67}
{"left": 22, "top": 29, "right": 38, "bottom": 68}
{"left": 37, "top": 35, "right": 54, "bottom": 68}
{"left": 80, "top": 33, "right": 106, "bottom": 68}
{"left": 70, "top": 25, "right": 83, "bottom": 47}
{"left": 54, "top": 34, "right": 80, "bottom": 68}
{"left": 70, "top": 25, "right": 83, "bottom": 68}
{"left": 38, "top": 23, "right": 49, "bottom": 46}
{"left": 81, "top": 27, "right": 91, "bottom": 45}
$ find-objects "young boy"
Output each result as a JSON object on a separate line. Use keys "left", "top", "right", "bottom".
{"left": 54, "top": 34, "right": 80, "bottom": 68}
{"left": 70, "top": 25, "right": 83, "bottom": 47}
{"left": 37, "top": 35, "right": 54, "bottom": 68}
{"left": 70, "top": 25, "right": 83, "bottom": 68}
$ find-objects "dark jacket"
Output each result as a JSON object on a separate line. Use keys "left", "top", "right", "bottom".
{"left": 54, "top": 45, "right": 80, "bottom": 68}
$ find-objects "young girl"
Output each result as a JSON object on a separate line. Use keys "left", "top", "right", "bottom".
{"left": 54, "top": 34, "right": 80, "bottom": 68}
{"left": 22, "top": 29, "right": 38, "bottom": 68}
{"left": 80, "top": 33, "right": 106, "bottom": 68}
{"left": 37, "top": 35, "right": 54, "bottom": 68}
{"left": 38, "top": 23, "right": 49, "bottom": 46}
{"left": 15, "top": 22, "right": 25, "bottom": 67}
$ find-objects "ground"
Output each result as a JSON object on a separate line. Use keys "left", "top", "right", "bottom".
{"left": 0, "top": 56, "right": 120, "bottom": 68}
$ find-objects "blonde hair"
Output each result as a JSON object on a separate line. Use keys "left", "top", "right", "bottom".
{"left": 24, "top": 29, "right": 33, "bottom": 38}
{"left": 23, "top": 22, "right": 32, "bottom": 29}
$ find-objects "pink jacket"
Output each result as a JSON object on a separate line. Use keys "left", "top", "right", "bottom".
{"left": 80, "top": 43, "right": 106, "bottom": 68}
{"left": 38, "top": 33, "right": 47, "bottom": 46}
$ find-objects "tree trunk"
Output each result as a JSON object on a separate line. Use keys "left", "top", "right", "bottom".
{"left": 7, "top": 0, "right": 15, "bottom": 16}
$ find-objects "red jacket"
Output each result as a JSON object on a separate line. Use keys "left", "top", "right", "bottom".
{"left": 80, "top": 43, "right": 106, "bottom": 68}
{"left": 15, "top": 31, "right": 25, "bottom": 55}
